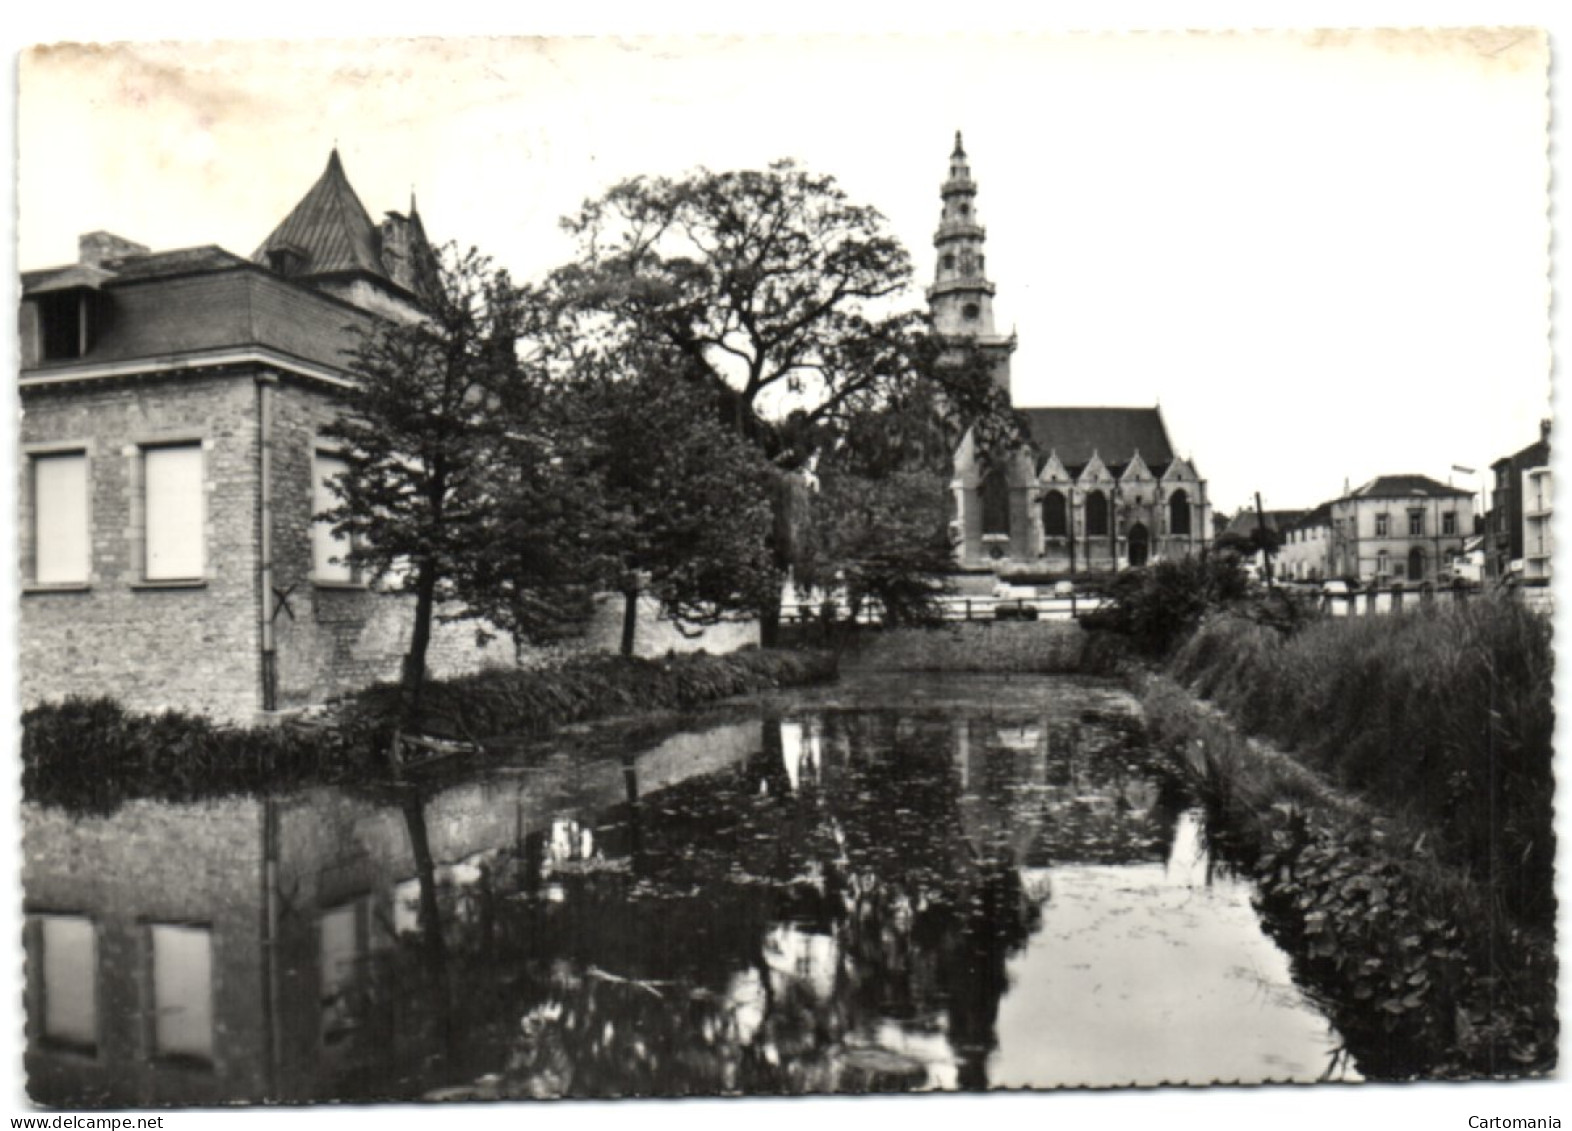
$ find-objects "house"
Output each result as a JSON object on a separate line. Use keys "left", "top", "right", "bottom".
{"left": 1327, "top": 475, "right": 1472, "bottom": 586}
{"left": 937, "top": 135, "right": 1212, "bottom": 574}
{"left": 18, "top": 151, "right": 503, "bottom": 722}
{"left": 1277, "top": 504, "right": 1335, "bottom": 582}
{"left": 1486, "top": 422, "right": 1552, "bottom": 583}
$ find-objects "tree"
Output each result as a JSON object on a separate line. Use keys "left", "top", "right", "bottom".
{"left": 551, "top": 161, "right": 1017, "bottom": 640}
{"left": 322, "top": 247, "right": 545, "bottom": 722}
{"left": 567, "top": 362, "right": 778, "bottom": 656}
{"left": 803, "top": 382, "right": 969, "bottom": 626}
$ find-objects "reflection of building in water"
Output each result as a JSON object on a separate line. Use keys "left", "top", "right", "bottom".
{"left": 22, "top": 718, "right": 761, "bottom": 1106}
{"left": 25, "top": 704, "right": 1174, "bottom": 1103}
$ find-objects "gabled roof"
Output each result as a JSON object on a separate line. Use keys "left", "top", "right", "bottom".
{"left": 1224, "top": 510, "right": 1305, "bottom": 537}
{"left": 1021, "top": 407, "right": 1174, "bottom": 473}
{"left": 253, "top": 150, "right": 389, "bottom": 281}
{"left": 1348, "top": 475, "right": 1471, "bottom": 500}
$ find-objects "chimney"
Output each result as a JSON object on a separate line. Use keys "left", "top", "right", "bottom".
{"left": 79, "top": 231, "right": 149, "bottom": 267}
{"left": 1540, "top": 418, "right": 1551, "bottom": 443}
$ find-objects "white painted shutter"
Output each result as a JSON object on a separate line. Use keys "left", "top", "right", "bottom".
{"left": 151, "top": 924, "right": 214, "bottom": 1060}
{"left": 145, "top": 445, "right": 204, "bottom": 580}
{"left": 39, "top": 915, "right": 97, "bottom": 1048}
{"left": 34, "top": 453, "right": 88, "bottom": 584}
{"left": 313, "top": 453, "right": 354, "bottom": 582}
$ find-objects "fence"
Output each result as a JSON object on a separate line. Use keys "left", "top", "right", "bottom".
{"left": 1316, "top": 580, "right": 1552, "bottom": 618}
{"left": 781, "top": 592, "right": 1110, "bottom": 626}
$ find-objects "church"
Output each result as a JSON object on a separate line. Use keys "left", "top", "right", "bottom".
{"left": 936, "top": 135, "right": 1212, "bottom": 575}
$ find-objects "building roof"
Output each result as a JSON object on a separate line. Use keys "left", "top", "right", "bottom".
{"left": 21, "top": 247, "right": 254, "bottom": 294}
{"left": 1288, "top": 500, "right": 1335, "bottom": 531}
{"left": 1347, "top": 475, "right": 1471, "bottom": 500}
{"left": 1021, "top": 407, "right": 1175, "bottom": 473}
{"left": 252, "top": 149, "right": 390, "bottom": 281}
{"left": 1223, "top": 509, "right": 1305, "bottom": 538}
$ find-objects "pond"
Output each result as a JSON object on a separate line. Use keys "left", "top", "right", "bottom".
{"left": 22, "top": 672, "right": 1357, "bottom": 1105}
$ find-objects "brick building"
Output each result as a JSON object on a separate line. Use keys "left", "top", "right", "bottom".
{"left": 19, "top": 151, "right": 505, "bottom": 722}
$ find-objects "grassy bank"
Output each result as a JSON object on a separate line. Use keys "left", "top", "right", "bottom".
{"left": 22, "top": 648, "right": 838, "bottom": 813}
{"left": 1140, "top": 676, "right": 1556, "bottom": 1079}
{"left": 840, "top": 621, "right": 1128, "bottom": 674}
{"left": 1171, "top": 598, "right": 1554, "bottom": 930}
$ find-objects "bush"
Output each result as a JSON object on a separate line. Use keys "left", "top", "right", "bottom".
{"left": 1079, "top": 555, "right": 1251, "bottom": 656}
{"left": 21, "top": 697, "right": 371, "bottom": 814}
{"left": 346, "top": 648, "right": 839, "bottom": 741}
{"left": 23, "top": 649, "right": 839, "bottom": 814}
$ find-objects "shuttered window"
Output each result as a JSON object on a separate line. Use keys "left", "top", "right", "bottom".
{"left": 313, "top": 452, "right": 354, "bottom": 582}
{"left": 37, "top": 915, "right": 97, "bottom": 1050}
{"left": 145, "top": 444, "right": 204, "bottom": 581}
{"left": 34, "top": 452, "right": 89, "bottom": 584}
{"left": 150, "top": 924, "right": 214, "bottom": 1062}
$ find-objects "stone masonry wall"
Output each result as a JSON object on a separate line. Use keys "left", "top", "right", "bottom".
{"left": 19, "top": 372, "right": 264, "bottom": 721}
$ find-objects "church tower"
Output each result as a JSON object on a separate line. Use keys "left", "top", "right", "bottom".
{"left": 927, "top": 131, "right": 1016, "bottom": 397}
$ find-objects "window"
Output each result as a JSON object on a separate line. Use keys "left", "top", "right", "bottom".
{"left": 1377, "top": 550, "right": 1390, "bottom": 578}
{"left": 1408, "top": 510, "right": 1424, "bottom": 537}
{"left": 144, "top": 444, "right": 204, "bottom": 581}
{"left": 962, "top": 302, "right": 981, "bottom": 321}
{"left": 1443, "top": 511, "right": 1457, "bottom": 536}
{"left": 1168, "top": 489, "right": 1192, "bottom": 536}
{"left": 1374, "top": 514, "right": 1389, "bottom": 537}
{"left": 320, "top": 900, "right": 367, "bottom": 1044}
{"left": 941, "top": 253, "right": 955, "bottom": 272}
{"left": 150, "top": 924, "right": 213, "bottom": 1062}
{"left": 980, "top": 469, "right": 1010, "bottom": 537}
{"left": 1085, "top": 490, "right": 1109, "bottom": 537}
{"left": 313, "top": 451, "right": 354, "bottom": 583}
{"left": 1041, "top": 490, "right": 1068, "bottom": 538}
{"left": 32, "top": 451, "right": 89, "bottom": 585}
{"left": 36, "top": 292, "right": 92, "bottom": 361}
{"left": 36, "top": 915, "right": 97, "bottom": 1051}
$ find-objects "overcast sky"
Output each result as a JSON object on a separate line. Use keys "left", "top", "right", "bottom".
{"left": 18, "top": 30, "right": 1550, "bottom": 514}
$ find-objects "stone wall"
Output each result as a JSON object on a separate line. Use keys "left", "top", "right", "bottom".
{"left": 579, "top": 592, "right": 761, "bottom": 658}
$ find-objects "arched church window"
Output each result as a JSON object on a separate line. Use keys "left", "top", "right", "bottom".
{"left": 1169, "top": 489, "right": 1192, "bottom": 536}
{"left": 942, "top": 254, "right": 955, "bottom": 272}
{"left": 1042, "top": 490, "right": 1068, "bottom": 537}
{"left": 981, "top": 468, "right": 1011, "bottom": 537}
{"left": 1085, "top": 490, "right": 1109, "bottom": 537}
{"left": 962, "top": 302, "right": 980, "bottom": 321}
{"left": 959, "top": 203, "right": 971, "bottom": 217}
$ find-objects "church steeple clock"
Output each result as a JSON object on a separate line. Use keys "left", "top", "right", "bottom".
{"left": 927, "top": 131, "right": 1017, "bottom": 397}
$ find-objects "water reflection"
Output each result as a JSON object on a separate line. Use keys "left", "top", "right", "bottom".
{"left": 22, "top": 675, "right": 1352, "bottom": 1105}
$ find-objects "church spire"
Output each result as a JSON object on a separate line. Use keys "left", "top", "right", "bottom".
{"left": 928, "top": 132, "right": 1016, "bottom": 396}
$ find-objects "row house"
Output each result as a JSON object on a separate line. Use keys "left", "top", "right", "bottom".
{"left": 1277, "top": 502, "right": 1333, "bottom": 581}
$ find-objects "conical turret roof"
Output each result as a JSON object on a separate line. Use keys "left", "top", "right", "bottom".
{"left": 253, "top": 149, "right": 389, "bottom": 280}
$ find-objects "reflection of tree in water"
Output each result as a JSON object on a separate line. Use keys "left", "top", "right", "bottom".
{"left": 390, "top": 711, "right": 1049, "bottom": 1098}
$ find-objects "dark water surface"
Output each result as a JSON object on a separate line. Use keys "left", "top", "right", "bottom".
{"left": 23, "top": 673, "right": 1355, "bottom": 1105}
